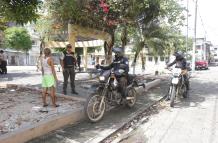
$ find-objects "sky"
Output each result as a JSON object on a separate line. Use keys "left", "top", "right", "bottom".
{"left": 181, "top": 0, "right": 218, "bottom": 45}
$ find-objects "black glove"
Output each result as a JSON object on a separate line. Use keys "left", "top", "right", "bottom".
{"left": 95, "top": 64, "right": 100, "bottom": 69}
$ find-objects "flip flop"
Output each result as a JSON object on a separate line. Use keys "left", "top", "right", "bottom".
{"left": 54, "top": 104, "right": 60, "bottom": 107}
{"left": 43, "top": 104, "right": 48, "bottom": 107}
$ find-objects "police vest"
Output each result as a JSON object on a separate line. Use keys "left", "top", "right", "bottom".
{"left": 63, "top": 52, "right": 76, "bottom": 68}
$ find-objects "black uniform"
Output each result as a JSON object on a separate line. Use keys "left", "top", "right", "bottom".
{"left": 100, "top": 56, "right": 129, "bottom": 97}
{"left": 62, "top": 51, "right": 77, "bottom": 94}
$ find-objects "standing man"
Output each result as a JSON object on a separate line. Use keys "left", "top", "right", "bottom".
{"left": 0, "top": 50, "right": 7, "bottom": 74}
{"left": 60, "top": 44, "right": 78, "bottom": 95}
{"left": 77, "top": 54, "right": 81, "bottom": 71}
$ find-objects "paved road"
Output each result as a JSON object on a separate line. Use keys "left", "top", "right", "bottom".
{"left": 120, "top": 67, "right": 218, "bottom": 143}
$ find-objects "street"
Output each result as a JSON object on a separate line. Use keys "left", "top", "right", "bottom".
{"left": 120, "top": 67, "right": 218, "bottom": 143}
{"left": 2, "top": 0, "right": 218, "bottom": 142}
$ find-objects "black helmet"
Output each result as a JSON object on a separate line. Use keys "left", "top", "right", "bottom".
{"left": 173, "top": 51, "right": 184, "bottom": 60}
{"left": 112, "top": 47, "right": 124, "bottom": 60}
{"left": 173, "top": 51, "right": 183, "bottom": 57}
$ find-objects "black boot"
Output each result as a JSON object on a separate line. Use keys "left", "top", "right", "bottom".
{"left": 72, "top": 90, "right": 78, "bottom": 95}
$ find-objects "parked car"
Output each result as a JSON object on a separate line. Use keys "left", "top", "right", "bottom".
{"left": 195, "top": 60, "right": 208, "bottom": 70}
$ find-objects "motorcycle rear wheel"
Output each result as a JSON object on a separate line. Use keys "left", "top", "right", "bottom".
{"left": 126, "top": 87, "right": 137, "bottom": 108}
{"left": 181, "top": 84, "right": 188, "bottom": 98}
{"left": 84, "top": 93, "right": 106, "bottom": 122}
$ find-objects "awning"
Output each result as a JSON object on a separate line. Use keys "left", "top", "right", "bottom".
{"left": 47, "top": 40, "right": 104, "bottom": 48}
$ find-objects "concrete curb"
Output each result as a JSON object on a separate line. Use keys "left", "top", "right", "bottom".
{"left": 0, "top": 108, "right": 85, "bottom": 143}
{"left": 135, "top": 79, "right": 161, "bottom": 94}
{"left": 145, "top": 79, "right": 161, "bottom": 91}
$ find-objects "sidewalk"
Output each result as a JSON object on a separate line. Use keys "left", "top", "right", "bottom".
{"left": 0, "top": 65, "right": 168, "bottom": 99}
{"left": 0, "top": 66, "right": 98, "bottom": 99}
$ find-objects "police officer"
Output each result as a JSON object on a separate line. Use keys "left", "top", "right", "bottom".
{"left": 97, "top": 47, "right": 129, "bottom": 97}
{"left": 60, "top": 44, "right": 78, "bottom": 95}
{"left": 167, "top": 51, "right": 190, "bottom": 90}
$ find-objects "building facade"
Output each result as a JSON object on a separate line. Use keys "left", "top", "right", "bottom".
{"left": 195, "top": 38, "right": 212, "bottom": 62}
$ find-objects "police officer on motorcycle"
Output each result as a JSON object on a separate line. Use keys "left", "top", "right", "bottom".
{"left": 96, "top": 47, "right": 129, "bottom": 97}
{"left": 167, "top": 51, "right": 190, "bottom": 90}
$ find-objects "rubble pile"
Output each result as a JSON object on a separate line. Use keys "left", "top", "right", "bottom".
{"left": 0, "top": 87, "right": 83, "bottom": 136}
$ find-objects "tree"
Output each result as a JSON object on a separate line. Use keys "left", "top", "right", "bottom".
{"left": 127, "top": 0, "right": 186, "bottom": 70}
{"left": 47, "top": 0, "right": 186, "bottom": 65}
{"left": 0, "top": 0, "right": 42, "bottom": 25}
{"left": 4, "top": 27, "right": 32, "bottom": 52}
{"left": 46, "top": 0, "right": 129, "bottom": 63}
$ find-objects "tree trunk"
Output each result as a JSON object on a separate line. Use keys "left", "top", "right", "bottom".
{"left": 40, "top": 38, "right": 45, "bottom": 55}
{"left": 140, "top": 52, "right": 145, "bottom": 70}
{"left": 105, "top": 31, "right": 115, "bottom": 64}
{"left": 121, "top": 26, "right": 128, "bottom": 53}
{"left": 132, "top": 53, "right": 138, "bottom": 74}
{"left": 26, "top": 51, "right": 28, "bottom": 65}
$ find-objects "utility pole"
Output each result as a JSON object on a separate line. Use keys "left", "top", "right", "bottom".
{"left": 186, "top": 0, "right": 189, "bottom": 53}
{"left": 192, "top": 0, "right": 198, "bottom": 71}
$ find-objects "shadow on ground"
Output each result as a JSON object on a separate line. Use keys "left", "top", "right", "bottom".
{"left": 171, "top": 77, "right": 218, "bottom": 109}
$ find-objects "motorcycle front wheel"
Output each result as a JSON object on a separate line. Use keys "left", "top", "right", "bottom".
{"left": 170, "top": 85, "right": 176, "bottom": 107}
{"left": 84, "top": 93, "right": 106, "bottom": 122}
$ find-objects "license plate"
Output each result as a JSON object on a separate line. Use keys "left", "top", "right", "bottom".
{"left": 172, "top": 78, "right": 179, "bottom": 84}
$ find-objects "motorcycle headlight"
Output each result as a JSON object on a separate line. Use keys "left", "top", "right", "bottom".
{"left": 119, "top": 69, "right": 125, "bottom": 73}
{"left": 99, "top": 76, "right": 105, "bottom": 81}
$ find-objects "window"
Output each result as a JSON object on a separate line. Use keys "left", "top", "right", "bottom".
{"left": 155, "top": 57, "right": 158, "bottom": 64}
{"left": 32, "top": 41, "right": 36, "bottom": 46}
{"left": 148, "top": 57, "right": 153, "bottom": 62}
{"left": 160, "top": 57, "right": 165, "bottom": 61}
{"left": 196, "top": 45, "right": 201, "bottom": 50}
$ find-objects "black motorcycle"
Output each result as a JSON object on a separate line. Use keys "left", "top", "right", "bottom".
{"left": 84, "top": 68, "right": 141, "bottom": 122}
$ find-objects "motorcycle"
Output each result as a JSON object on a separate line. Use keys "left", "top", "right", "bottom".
{"left": 167, "top": 67, "right": 188, "bottom": 107}
{"left": 84, "top": 68, "right": 142, "bottom": 122}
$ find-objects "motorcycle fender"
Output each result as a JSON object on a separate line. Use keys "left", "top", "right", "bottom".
{"left": 172, "top": 78, "right": 179, "bottom": 84}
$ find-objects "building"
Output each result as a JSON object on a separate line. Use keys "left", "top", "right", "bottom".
{"left": 195, "top": 38, "right": 212, "bottom": 62}
{"left": 210, "top": 45, "right": 218, "bottom": 63}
